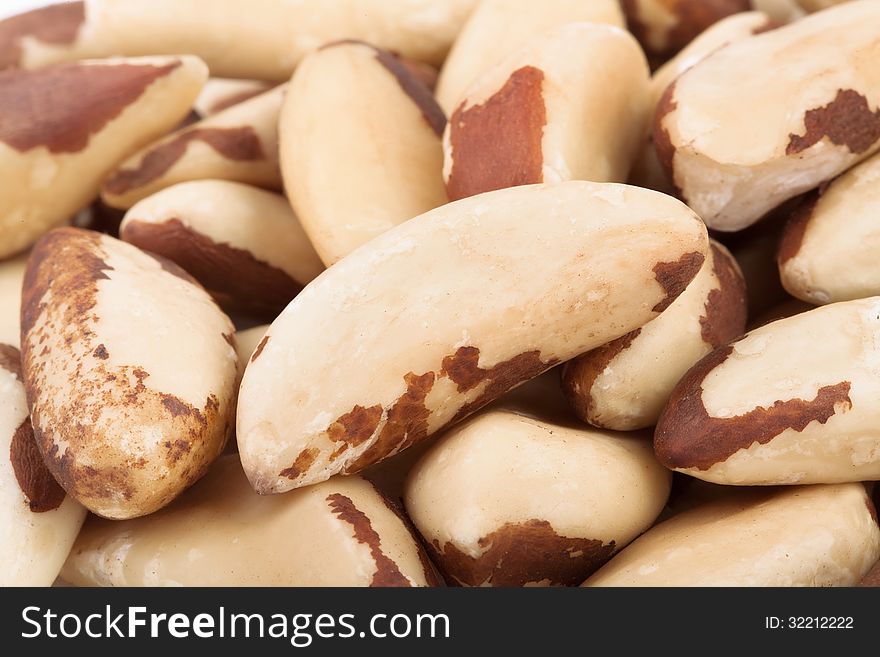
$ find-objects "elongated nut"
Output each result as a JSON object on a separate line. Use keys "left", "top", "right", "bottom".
{"left": 404, "top": 407, "right": 671, "bottom": 587}
{"left": 563, "top": 240, "right": 746, "bottom": 431}
{"left": 21, "top": 228, "right": 237, "bottom": 519}
{"left": 119, "top": 180, "right": 323, "bottom": 318}
{"left": 0, "top": 344, "right": 87, "bottom": 586}
{"left": 655, "top": 1, "right": 880, "bottom": 231}
{"left": 435, "top": 0, "right": 623, "bottom": 114}
{"left": 655, "top": 298, "right": 880, "bottom": 485}
{"left": 443, "top": 24, "right": 649, "bottom": 201}
{"left": 193, "top": 78, "right": 275, "bottom": 118}
{"left": 0, "top": 2, "right": 100, "bottom": 70}
{"left": 61, "top": 455, "right": 439, "bottom": 586}
{"left": 778, "top": 153, "right": 880, "bottom": 304}
{"left": 281, "top": 41, "right": 447, "bottom": 265}
{"left": 0, "top": 55, "right": 207, "bottom": 259}
{"left": 584, "top": 484, "right": 880, "bottom": 586}
{"left": 101, "top": 85, "right": 284, "bottom": 209}
{"left": 237, "top": 182, "right": 708, "bottom": 494}
{"left": 0, "top": 254, "right": 27, "bottom": 346}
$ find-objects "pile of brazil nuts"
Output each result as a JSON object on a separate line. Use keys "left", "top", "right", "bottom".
{"left": 1, "top": 0, "right": 880, "bottom": 588}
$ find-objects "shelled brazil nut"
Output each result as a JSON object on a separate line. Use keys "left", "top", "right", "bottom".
{"left": 193, "top": 78, "right": 275, "bottom": 118}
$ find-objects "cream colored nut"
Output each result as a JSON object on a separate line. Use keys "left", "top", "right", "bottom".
{"left": 584, "top": 484, "right": 880, "bottom": 586}
{"left": 404, "top": 406, "right": 671, "bottom": 587}
{"left": 443, "top": 24, "right": 649, "bottom": 201}
{"left": 563, "top": 240, "right": 746, "bottom": 431}
{"left": 0, "top": 2, "right": 103, "bottom": 70}
{"left": 193, "top": 78, "right": 275, "bottom": 118}
{"left": 655, "top": 1, "right": 880, "bottom": 231}
{"left": 61, "top": 455, "right": 440, "bottom": 587}
{"left": 751, "top": 0, "right": 806, "bottom": 23}
{"left": 0, "top": 55, "right": 207, "bottom": 259}
{"left": 21, "top": 227, "right": 238, "bottom": 519}
{"left": 281, "top": 41, "right": 447, "bottom": 265}
{"left": 435, "top": 0, "right": 624, "bottom": 114}
{"left": 235, "top": 324, "right": 270, "bottom": 374}
{"left": 102, "top": 85, "right": 284, "bottom": 210}
{"left": 119, "top": 180, "right": 323, "bottom": 318}
{"left": 778, "top": 153, "right": 880, "bottom": 304}
{"left": 621, "top": 0, "right": 751, "bottom": 60}
{"left": 655, "top": 298, "right": 880, "bottom": 485}
{"left": 0, "top": 253, "right": 27, "bottom": 346}
{"left": 237, "top": 182, "right": 708, "bottom": 494}
{"left": 0, "top": 344, "right": 87, "bottom": 586}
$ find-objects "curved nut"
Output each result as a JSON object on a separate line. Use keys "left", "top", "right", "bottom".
{"left": 778, "top": 152, "right": 880, "bottom": 304}
{"left": 281, "top": 41, "right": 447, "bottom": 265}
{"left": 0, "top": 253, "right": 27, "bottom": 346}
{"left": 21, "top": 227, "right": 237, "bottom": 519}
{"left": 119, "top": 180, "right": 323, "bottom": 318}
{"left": 102, "top": 85, "right": 284, "bottom": 209}
{"left": 563, "top": 240, "right": 746, "bottom": 431}
{"left": 404, "top": 405, "right": 671, "bottom": 587}
{"left": 584, "top": 484, "right": 880, "bottom": 586}
{"left": 237, "top": 181, "right": 708, "bottom": 494}
{"left": 435, "top": 0, "right": 624, "bottom": 113}
{"left": 61, "top": 456, "right": 439, "bottom": 586}
{"left": 655, "top": 1, "right": 880, "bottom": 231}
{"left": 443, "top": 23, "right": 649, "bottom": 201}
{"left": 655, "top": 298, "right": 880, "bottom": 485}
{"left": 0, "top": 55, "right": 207, "bottom": 259}
{"left": 0, "top": 344, "right": 87, "bottom": 586}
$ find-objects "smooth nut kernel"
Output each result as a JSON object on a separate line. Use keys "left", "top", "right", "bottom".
{"left": 101, "top": 85, "right": 285, "bottom": 210}
{"left": 584, "top": 484, "right": 880, "bottom": 586}
{"left": 778, "top": 152, "right": 880, "bottom": 304}
{"left": 0, "top": 344, "right": 87, "bottom": 586}
{"left": 281, "top": 41, "right": 448, "bottom": 265}
{"left": 61, "top": 456, "right": 440, "bottom": 586}
{"left": 443, "top": 23, "right": 649, "bottom": 201}
{"left": 435, "top": 0, "right": 624, "bottom": 114}
{"left": 655, "top": 298, "right": 880, "bottom": 485}
{"left": 193, "top": 78, "right": 275, "bottom": 118}
{"left": 563, "top": 240, "right": 747, "bottom": 431}
{"left": 0, "top": 55, "right": 207, "bottom": 259}
{"left": 237, "top": 181, "right": 708, "bottom": 494}
{"left": 655, "top": 1, "right": 880, "bottom": 231}
{"left": 119, "top": 180, "right": 324, "bottom": 319}
{"left": 21, "top": 227, "right": 238, "bottom": 519}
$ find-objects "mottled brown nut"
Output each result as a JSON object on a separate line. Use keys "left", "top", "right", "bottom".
{"left": 101, "top": 85, "right": 284, "bottom": 209}
{"left": 585, "top": 484, "right": 880, "bottom": 586}
{"left": 655, "top": 298, "right": 880, "bottom": 485}
{"left": 443, "top": 24, "right": 649, "bottom": 201}
{"left": 0, "top": 343, "right": 86, "bottom": 586}
{"left": 435, "top": 0, "right": 624, "bottom": 113}
{"left": 0, "top": 2, "right": 96, "bottom": 70}
{"left": 778, "top": 152, "right": 880, "bottom": 304}
{"left": 655, "top": 1, "right": 880, "bottom": 231}
{"left": 0, "top": 55, "right": 207, "bottom": 259}
{"left": 119, "top": 180, "right": 323, "bottom": 319}
{"left": 563, "top": 240, "right": 746, "bottom": 431}
{"left": 192, "top": 77, "right": 274, "bottom": 118}
{"left": 61, "top": 456, "right": 439, "bottom": 586}
{"left": 281, "top": 41, "right": 447, "bottom": 265}
{"left": 0, "top": 253, "right": 27, "bottom": 346}
{"left": 236, "top": 181, "right": 708, "bottom": 494}
{"left": 404, "top": 403, "right": 671, "bottom": 587}
{"left": 21, "top": 227, "right": 238, "bottom": 519}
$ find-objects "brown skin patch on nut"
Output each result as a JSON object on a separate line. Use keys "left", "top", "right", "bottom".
{"left": 777, "top": 189, "right": 823, "bottom": 266}
{"left": 652, "top": 251, "right": 706, "bottom": 312}
{"left": 446, "top": 66, "right": 547, "bottom": 201}
{"left": 653, "top": 82, "right": 681, "bottom": 197}
{"left": 205, "top": 84, "right": 274, "bottom": 115}
{"left": 0, "top": 60, "right": 180, "bottom": 154}
{"left": 279, "top": 447, "right": 320, "bottom": 480}
{"left": 121, "top": 218, "right": 303, "bottom": 318}
{"left": 0, "top": 2, "right": 84, "bottom": 69}
{"left": 561, "top": 329, "right": 642, "bottom": 424}
{"left": 787, "top": 89, "right": 880, "bottom": 155}
{"left": 10, "top": 416, "right": 65, "bottom": 512}
{"left": 428, "top": 519, "right": 616, "bottom": 587}
{"left": 0, "top": 343, "right": 22, "bottom": 380}
{"left": 328, "top": 405, "right": 384, "bottom": 450}
{"left": 250, "top": 335, "right": 269, "bottom": 362}
{"left": 102, "top": 126, "right": 266, "bottom": 196}
{"left": 699, "top": 243, "right": 747, "bottom": 347}
{"left": 398, "top": 58, "right": 438, "bottom": 93}
{"left": 654, "top": 344, "right": 853, "bottom": 470}
{"left": 326, "top": 493, "right": 412, "bottom": 587}
{"left": 860, "top": 560, "right": 880, "bottom": 587}
{"left": 93, "top": 344, "right": 109, "bottom": 360}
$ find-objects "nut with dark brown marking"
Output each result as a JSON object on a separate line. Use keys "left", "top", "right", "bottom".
{"left": 655, "top": 298, "right": 880, "bottom": 485}
{"left": 563, "top": 240, "right": 746, "bottom": 431}
{"left": 0, "top": 2, "right": 93, "bottom": 70}
{"left": 20, "top": 227, "right": 238, "bottom": 519}
{"left": 236, "top": 181, "right": 708, "bottom": 494}
{"left": 281, "top": 41, "right": 448, "bottom": 265}
{"left": 60, "top": 455, "right": 438, "bottom": 586}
